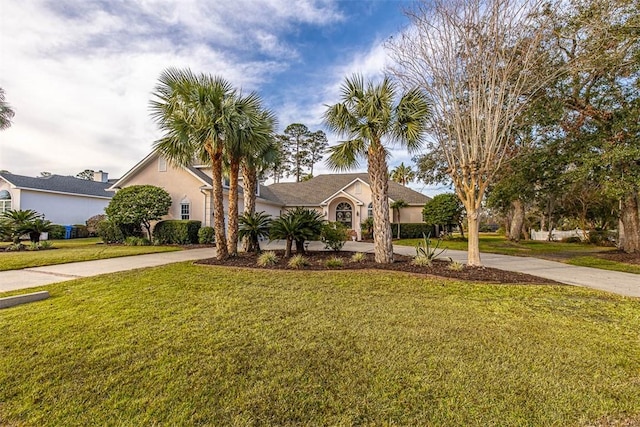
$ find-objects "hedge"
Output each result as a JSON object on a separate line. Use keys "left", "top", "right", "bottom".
{"left": 153, "top": 220, "right": 202, "bottom": 244}
{"left": 392, "top": 223, "right": 436, "bottom": 239}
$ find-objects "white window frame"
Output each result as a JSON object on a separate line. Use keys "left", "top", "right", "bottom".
{"left": 158, "top": 157, "right": 167, "bottom": 172}
{"left": 180, "top": 203, "right": 190, "bottom": 220}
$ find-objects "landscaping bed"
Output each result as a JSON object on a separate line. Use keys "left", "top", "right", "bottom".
{"left": 196, "top": 250, "right": 560, "bottom": 284}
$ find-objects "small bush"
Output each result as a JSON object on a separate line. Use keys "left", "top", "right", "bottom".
{"left": 288, "top": 254, "right": 309, "bottom": 269}
{"left": 415, "top": 233, "right": 446, "bottom": 261}
{"left": 350, "top": 252, "right": 367, "bottom": 263}
{"left": 257, "top": 251, "right": 278, "bottom": 267}
{"left": 72, "top": 224, "right": 89, "bottom": 238}
{"left": 198, "top": 226, "right": 215, "bottom": 244}
{"left": 321, "top": 222, "right": 348, "bottom": 251}
{"left": 448, "top": 260, "right": 464, "bottom": 271}
{"left": 393, "top": 223, "right": 436, "bottom": 239}
{"left": 48, "top": 224, "right": 66, "bottom": 240}
{"left": 325, "top": 257, "right": 344, "bottom": 268}
{"left": 97, "top": 219, "right": 125, "bottom": 243}
{"left": 412, "top": 255, "right": 432, "bottom": 267}
{"left": 39, "top": 240, "right": 53, "bottom": 249}
{"left": 562, "top": 236, "right": 582, "bottom": 244}
{"left": 588, "top": 230, "right": 616, "bottom": 247}
{"left": 86, "top": 214, "right": 106, "bottom": 236}
{"left": 5, "top": 243, "right": 25, "bottom": 252}
{"left": 124, "top": 236, "right": 150, "bottom": 246}
{"left": 153, "top": 220, "right": 201, "bottom": 244}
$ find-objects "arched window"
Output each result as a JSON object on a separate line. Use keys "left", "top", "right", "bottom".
{"left": 0, "top": 190, "right": 11, "bottom": 214}
{"left": 336, "top": 202, "right": 353, "bottom": 229}
{"left": 367, "top": 202, "right": 373, "bottom": 218}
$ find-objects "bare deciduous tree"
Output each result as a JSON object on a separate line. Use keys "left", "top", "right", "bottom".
{"left": 388, "top": 0, "right": 555, "bottom": 266}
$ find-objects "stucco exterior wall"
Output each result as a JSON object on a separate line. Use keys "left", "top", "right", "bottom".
{"left": 19, "top": 190, "right": 109, "bottom": 224}
{"left": 119, "top": 155, "right": 208, "bottom": 224}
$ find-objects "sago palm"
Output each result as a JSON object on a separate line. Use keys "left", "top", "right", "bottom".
{"left": 238, "top": 211, "right": 272, "bottom": 253}
{"left": 324, "top": 75, "right": 430, "bottom": 263}
{"left": 150, "top": 67, "right": 236, "bottom": 260}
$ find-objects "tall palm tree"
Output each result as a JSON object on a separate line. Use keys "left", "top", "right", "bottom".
{"left": 390, "top": 199, "right": 408, "bottom": 239}
{"left": 324, "top": 75, "right": 430, "bottom": 263}
{"left": 150, "top": 67, "right": 236, "bottom": 260}
{"left": 225, "top": 99, "right": 276, "bottom": 256}
{"left": 0, "top": 88, "right": 15, "bottom": 130}
{"left": 390, "top": 162, "right": 415, "bottom": 186}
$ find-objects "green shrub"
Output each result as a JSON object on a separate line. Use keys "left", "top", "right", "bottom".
{"left": 350, "top": 252, "right": 367, "bottom": 263}
{"left": 448, "top": 260, "right": 464, "bottom": 271}
{"left": 412, "top": 255, "right": 432, "bottom": 267}
{"left": 97, "top": 219, "right": 125, "bottom": 243}
{"left": 321, "top": 222, "right": 348, "bottom": 251}
{"left": 39, "top": 240, "right": 53, "bottom": 249}
{"left": 257, "top": 251, "right": 278, "bottom": 267}
{"left": 5, "top": 243, "right": 25, "bottom": 252}
{"left": 288, "top": 254, "right": 309, "bottom": 269}
{"left": 562, "top": 236, "right": 582, "bottom": 244}
{"left": 124, "top": 236, "right": 150, "bottom": 246}
{"left": 392, "top": 223, "right": 436, "bottom": 239}
{"left": 325, "top": 257, "right": 344, "bottom": 268}
{"left": 198, "top": 226, "right": 215, "bottom": 244}
{"left": 153, "top": 220, "right": 201, "bottom": 244}
{"left": 588, "top": 230, "right": 616, "bottom": 246}
{"left": 415, "top": 233, "right": 447, "bottom": 261}
{"left": 48, "top": 224, "right": 66, "bottom": 240}
{"left": 72, "top": 224, "right": 89, "bottom": 238}
{"left": 86, "top": 214, "right": 106, "bottom": 236}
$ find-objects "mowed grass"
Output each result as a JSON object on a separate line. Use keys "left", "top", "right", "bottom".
{"left": 0, "top": 238, "right": 182, "bottom": 271}
{"left": 396, "top": 234, "right": 640, "bottom": 274}
{"left": 1, "top": 264, "right": 639, "bottom": 426}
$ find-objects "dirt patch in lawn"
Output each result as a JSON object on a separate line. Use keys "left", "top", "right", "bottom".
{"left": 195, "top": 250, "right": 561, "bottom": 285}
{"left": 598, "top": 251, "right": 640, "bottom": 265}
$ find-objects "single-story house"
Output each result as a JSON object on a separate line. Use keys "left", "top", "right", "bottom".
{"left": 109, "top": 152, "right": 430, "bottom": 240}
{"left": 0, "top": 171, "right": 113, "bottom": 224}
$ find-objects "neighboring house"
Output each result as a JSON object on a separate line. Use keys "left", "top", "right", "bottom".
{"left": 0, "top": 171, "right": 113, "bottom": 224}
{"left": 110, "top": 153, "right": 431, "bottom": 240}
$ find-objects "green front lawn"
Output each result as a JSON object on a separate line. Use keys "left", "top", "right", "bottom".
{"left": 0, "top": 238, "right": 182, "bottom": 271}
{"left": 396, "top": 234, "right": 640, "bottom": 274}
{"left": 1, "top": 264, "right": 638, "bottom": 425}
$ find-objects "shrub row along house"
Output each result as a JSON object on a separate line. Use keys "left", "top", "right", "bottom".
{"left": 109, "top": 152, "right": 430, "bottom": 241}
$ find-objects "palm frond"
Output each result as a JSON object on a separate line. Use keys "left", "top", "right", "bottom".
{"left": 325, "top": 139, "right": 365, "bottom": 171}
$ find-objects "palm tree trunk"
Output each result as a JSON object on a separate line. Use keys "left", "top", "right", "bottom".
{"left": 241, "top": 163, "right": 257, "bottom": 252}
{"left": 227, "top": 158, "right": 240, "bottom": 256}
{"left": 369, "top": 146, "right": 393, "bottom": 263}
{"left": 211, "top": 147, "right": 228, "bottom": 260}
{"left": 242, "top": 164, "right": 257, "bottom": 215}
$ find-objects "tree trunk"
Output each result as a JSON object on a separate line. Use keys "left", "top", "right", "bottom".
{"left": 458, "top": 221, "right": 465, "bottom": 239}
{"left": 369, "top": 145, "right": 393, "bottom": 263}
{"left": 242, "top": 164, "right": 257, "bottom": 215}
{"left": 285, "top": 238, "right": 292, "bottom": 258}
{"left": 211, "top": 147, "right": 228, "bottom": 260}
{"left": 620, "top": 192, "right": 640, "bottom": 253}
{"left": 227, "top": 158, "right": 240, "bottom": 256}
{"left": 466, "top": 207, "right": 482, "bottom": 266}
{"left": 509, "top": 199, "right": 525, "bottom": 242}
{"left": 241, "top": 164, "right": 257, "bottom": 252}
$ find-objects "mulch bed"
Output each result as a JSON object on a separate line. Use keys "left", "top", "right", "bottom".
{"left": 195, "top": 250, "right": 561, "bottom": 285}
{"left": 599, "top": 250, "right": 640, "bottom": 265}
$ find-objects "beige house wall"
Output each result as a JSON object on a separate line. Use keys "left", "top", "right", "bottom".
{"left": 118, "top": 155, "right": 207, "bottom": 224}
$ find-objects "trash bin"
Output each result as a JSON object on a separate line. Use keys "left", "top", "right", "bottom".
{"left": 64, "top": 225, "right": 73, "bottom": 239}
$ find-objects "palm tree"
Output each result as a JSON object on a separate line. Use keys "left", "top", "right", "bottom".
{"left": 225, "top": 99, "right": 276, "bottom": 256}
{"left": 1, "top": 209, "right": 39, "bottom": 243}
{"left": 390, "top": 163, "right": 415, "bottom": 186}
{"left": 238, "top": 211, "right": 272, "bottom": 253}
{"left": 390, "top": 199, "right": 408, "bottom": 239}
{"left": 150, "top": 67, "right": 236, "bottom": 260}
{"left": 324, "top": 75, "right": 430, "bottom": 263}
{"left": 0, "top": 88, "right": 15, "bottom": 130}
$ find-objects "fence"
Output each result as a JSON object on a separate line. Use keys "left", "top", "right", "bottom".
{"left": 530, "top": 229, "right": 587, "bottom": 241}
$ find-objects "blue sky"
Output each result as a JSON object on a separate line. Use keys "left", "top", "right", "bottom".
{"left": 0, "top": 0, "right": 444, "bottom": 195}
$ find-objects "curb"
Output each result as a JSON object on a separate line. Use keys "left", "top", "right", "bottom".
{"left": 0, "top": 291, "right": 50, "bottom": 309}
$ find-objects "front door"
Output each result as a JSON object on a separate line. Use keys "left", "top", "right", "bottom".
{"left": 335, "top": 202, "right": 353, "bottom": 229}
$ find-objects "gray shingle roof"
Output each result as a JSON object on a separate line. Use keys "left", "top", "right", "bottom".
{"left": 0, "top": 173, "right": 113, "bottom": 198}
{"left": 265, "top": 173, "right": 430, "bottom": 206}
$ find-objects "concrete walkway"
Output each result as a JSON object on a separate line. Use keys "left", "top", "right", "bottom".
{"left": 1, "top": 242, "right": 638, "bottom": 298}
